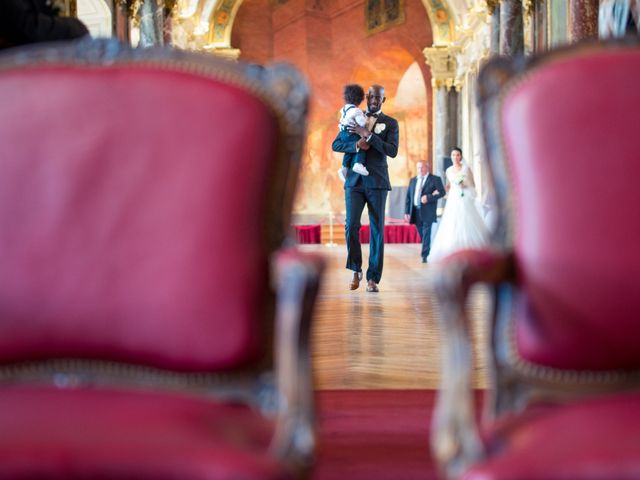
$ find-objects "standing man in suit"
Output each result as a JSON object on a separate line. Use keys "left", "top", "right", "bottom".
{"left": 332, "top": 84, "right": 399, "bottom": 292}
{"left": 404, "top": 160, "right": 444, "bottom": 263}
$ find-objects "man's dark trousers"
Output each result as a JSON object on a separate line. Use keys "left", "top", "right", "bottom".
{"left": 414, "top": 215, "right": 433, "bottom": 260}
{"left": 345, "top": 180, "right": 387, "bottom": 284}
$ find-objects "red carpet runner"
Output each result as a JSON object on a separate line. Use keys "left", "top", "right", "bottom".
{"left": 313, "top": 390, "right": 439, "bottom": 480}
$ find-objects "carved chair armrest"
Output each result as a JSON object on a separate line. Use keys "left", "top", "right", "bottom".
{"left": 431, "top": 248, "right": 514, "bottom": 479}
{"left": 269, "top": 248, "right": 325, "bottom": 472}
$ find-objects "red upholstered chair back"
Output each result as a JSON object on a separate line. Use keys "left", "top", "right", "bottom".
{"left": 0, "top": 41, "right": 307, "bottom": 372}
{"left": 484, "top": 41, "right": 640, "bottom": 373}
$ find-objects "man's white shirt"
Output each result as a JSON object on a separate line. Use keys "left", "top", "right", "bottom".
{"left": 354, "top": 111, "right": 381, "bottom": 151}
{"left": 414, "top": 174, "right": 430, "bottom": 207}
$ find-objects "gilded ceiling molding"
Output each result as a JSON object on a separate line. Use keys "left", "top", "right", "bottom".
{"left": 204, "top": 46, "right": 241, "bottom": 59}
{"left": 165, "top": 0, "right": 179, "bottom": 13}
{"left": 522, "top": 0, "right": 535, "bottom": 17}
{"left": 195, "top": 0, "right": 454, "bottom": 54}
{"left": 53, "top": 0, "right": 77, "bottom": 17}
{"left": 205, "top": 0, "right": 244, "bottom": 49}
{"left": 423, "top": 0, "right": 455, "bottom": 45}
{"left": 128, "top": 0, "right": 143, "bottom": 18}
{"left": 485, "top": 0, "right": 499, "bottom": 15}
{"left": 199, "top": 0, "right": 454, "bottom": 54}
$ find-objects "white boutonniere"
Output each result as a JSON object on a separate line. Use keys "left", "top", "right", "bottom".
{"left": 374, "top": 123, "right": 386, "bottom": 134}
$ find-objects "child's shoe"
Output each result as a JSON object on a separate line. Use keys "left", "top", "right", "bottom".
{"left": 338, "top": 167, "right": 348, "bottom": 182}
{"left": 352, "top": 163, "right": 369, "bottom": 176}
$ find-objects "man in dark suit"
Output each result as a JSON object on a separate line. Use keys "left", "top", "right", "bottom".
{"left": 404, "top": 160, "right": 444, "bottom": 263}
{"left": 332, "top": 84, "right": 399, "bottom": 292}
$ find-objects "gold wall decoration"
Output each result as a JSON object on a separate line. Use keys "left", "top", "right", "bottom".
{"left": 426, "top": 0, "right": 453, "bottom": 44}
{"left": 206, "top": 0, "right": 243, "bottom": 48}
{"left": 128, "top": 0, "right": 143, "bottom": 19}
{"left": 366, "top": 0, "right": 406, "bottom": 35}
{"left": 486, "top": 0, "right": 499, "bottom": 15}
{"left": 55, "top": 0, "right": 77, "bottom": 17}
{"left": 523, "top": 0, "right": 536, "bottom": 17}
{"left": 165, "top": 0, "right": 179, "bottom": 13}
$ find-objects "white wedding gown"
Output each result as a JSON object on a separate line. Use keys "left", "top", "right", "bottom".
{"left": 427, "top": 165, "right": 489, "bottom": 263}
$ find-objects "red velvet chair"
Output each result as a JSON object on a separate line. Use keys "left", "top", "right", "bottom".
{"left": 431, "top": 39, "right": 640, "bottom": 479}
{"left": 0, "top": 39, "right": 323, "bottom": 479}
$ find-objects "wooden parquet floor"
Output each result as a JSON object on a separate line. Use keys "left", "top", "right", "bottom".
{"left": 304, "top": 244, "right": 491, "bottom": 390}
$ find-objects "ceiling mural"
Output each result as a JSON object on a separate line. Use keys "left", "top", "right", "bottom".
{"left": 77, "top": 0, "right": 482, "bottom": 50}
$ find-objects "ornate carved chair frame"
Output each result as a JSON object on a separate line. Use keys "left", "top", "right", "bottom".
{"left": 0, "top": 38, "right": 322, "bottom": 478}
{"left": 431, "top": 38, "right": 640, "bottom": 479}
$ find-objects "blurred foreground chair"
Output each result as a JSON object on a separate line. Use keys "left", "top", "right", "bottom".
{"left": 0, "top": 39, "right": 322, "bottom": 479}
{"left": 431, "top": 39, "right": 640, "bottom": 479}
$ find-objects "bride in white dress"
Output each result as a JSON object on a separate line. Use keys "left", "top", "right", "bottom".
{"left": 427, "top": 147, "right": 489, "bottom": 262}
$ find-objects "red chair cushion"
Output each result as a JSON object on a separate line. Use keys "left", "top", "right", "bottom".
{"left": 0, "top": 385, "right": 292, "bottom": 480}
{"left": 465, "top": 391, "right": 640, "bottom": 480}
{"left": 502, "top": 49, "right": 640, "bottom": 370}
{"left": 0, "top": 65, "right": 279, "bottom": 370}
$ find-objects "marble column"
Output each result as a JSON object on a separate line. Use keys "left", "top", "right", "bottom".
{"left": 499, "top": 0, "right": 523, "bottom": 56}
{"left": 432, "top": 87, "right": 458, "bottom": 176}
{"left": 432, "top": 88, "right": 445, "bottom": 176}
{"left": 139, "top": 0, "right": 164, "bottom": 47}
{"left": 570, "top": 0, "right": 599, "bottom": 41}
{"left": 490, "top": 3, "right": 501, "bottom": 55}
{"left": 424, "top": 46, "right": 460, "bottom": 177}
